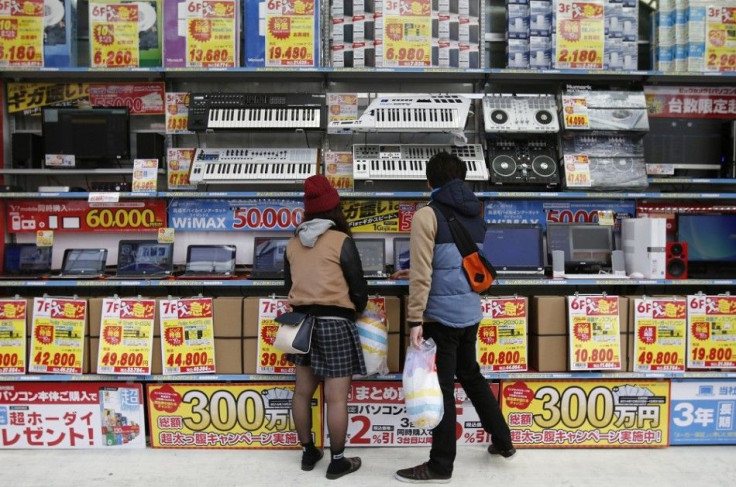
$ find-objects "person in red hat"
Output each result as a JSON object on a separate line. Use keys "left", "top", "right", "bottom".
{"left": 283, "top": 174, "right": 368, "bottom": 480}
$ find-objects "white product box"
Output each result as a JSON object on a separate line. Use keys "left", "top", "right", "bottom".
{"left": 507, "top": 4, "right": 530, "bottom": 39}
{"left": 529, "top": 35, "right": 552, "bottom": 69}
{"left": 529, "top": 0, "right": 552, "bottom": 36}
{"left": 507, "top": 38, "right": 530, "bottom": 67}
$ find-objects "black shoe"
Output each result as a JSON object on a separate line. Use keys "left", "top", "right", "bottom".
{"left": 488, "top": 444, "right": 517, "bottom": 460}
{"left": 301, "top": 448, "right": 324, "bottom": 471}
{"left": 325, "top": 457, "right": 361, "bottom": 480}
{"left": 394, "top": 463, "right": 451, "bottom": 484}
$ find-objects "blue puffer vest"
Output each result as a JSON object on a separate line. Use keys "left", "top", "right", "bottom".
{"left": 424, "top": 179, "right": 485, "bottom": 328}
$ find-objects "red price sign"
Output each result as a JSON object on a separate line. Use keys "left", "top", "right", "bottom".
{"left": 384, "top": 47, "right": 427, "bottom": 62}
{"left": 166, "top": 351, "right": 210, "bottom": 368}
{"left": 188, "top": 47, "right": 231, "bottom": 64}
{"left": 100, "top": 351, "right": 146, "bottom": 368}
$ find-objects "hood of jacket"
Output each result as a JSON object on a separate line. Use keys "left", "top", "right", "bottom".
{"left": 430, "top": 178, "right": 482, "bottom": 217}
{"left": 295, "top": 219, "right": 336, "bottom": 247}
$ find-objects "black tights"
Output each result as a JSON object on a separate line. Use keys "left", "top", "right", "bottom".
{"left": 292, "top": 365, "right": 352, "bottom": 451}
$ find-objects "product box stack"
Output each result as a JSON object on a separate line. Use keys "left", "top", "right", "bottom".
{"left": 330, "top": 0, "right": 481, "bottom": 69}
{"left": 653, "top": 0, "right": 676, "bottom": 71}
{"left": 44, "top": 0, "right": 78, "bottom": 67}
{"left": 528, "top": 296, "right": 568, "bottom": 371}
{"left": 506, "top": 0, "right": 531, "bottom": 68}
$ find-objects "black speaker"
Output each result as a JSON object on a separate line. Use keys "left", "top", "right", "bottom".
{"left": 136, "top": 133, "right": 166, "bottom": 163}
{"left": 11, "top": 133, "right": 44, "bottom": 168}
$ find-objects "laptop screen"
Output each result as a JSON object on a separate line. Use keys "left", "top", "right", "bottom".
{"left": 252, "top": 238, "right": 289, "bottom": 273}
{"left": 393, "top": 238, "right": 411, "bottom": 271}
{"left": 4, "top": 244, "right": 52, "bottom": 274}
{"left": 117, "top": 240, "right": 173, "bottom": 276}
{"left": 483, "top": 224, "right": 544, "bottom": 272}
{"left": 355, "top": 239, "right": 386, "bottom": 276}
{"left": 62, "top": 249, "right": 108, "bottom": 274}
{"left": 185, "top": 245, "right": 237, "bottom": 274}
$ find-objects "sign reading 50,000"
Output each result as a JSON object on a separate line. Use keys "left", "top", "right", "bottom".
{"left": 6, "top": 200, "right": 167, "bottom": 233}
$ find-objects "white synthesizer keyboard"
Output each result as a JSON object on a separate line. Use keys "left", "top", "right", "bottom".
{"left": 352, "top": 144, "right": 489, "bottom": 181}
{"left": 329, "top": 95, "right": 471, "bottom": 133}
{"left": 189, "top": 148, "right": 319, "bottom": 184}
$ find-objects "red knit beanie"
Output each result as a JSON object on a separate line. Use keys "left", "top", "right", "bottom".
{"left": 303, "top": 174, "right": 340, "bottom": 215}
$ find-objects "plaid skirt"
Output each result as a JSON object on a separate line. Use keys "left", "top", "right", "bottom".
{"left": 287, "top": 317, "right": 367, "bottom": 378}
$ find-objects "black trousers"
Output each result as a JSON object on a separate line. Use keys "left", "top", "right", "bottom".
{"left": 422, "top": 322, "right": 513, "bottom": 476}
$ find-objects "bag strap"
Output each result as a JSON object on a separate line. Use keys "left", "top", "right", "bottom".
{"left": 430, "top": 201, "right": 478, "bottom": 258}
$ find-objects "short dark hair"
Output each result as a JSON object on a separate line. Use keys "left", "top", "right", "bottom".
{"left": 426, "top": 151, "right": 465, "bottom": 188}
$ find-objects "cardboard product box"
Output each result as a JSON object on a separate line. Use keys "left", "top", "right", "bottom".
{"left": 89, "top": 337, "right": 100, "bottom": 374}
{"left": 530, "top": 296, "right": 567, "bottom": 335}
{"left": 214, "top": 297, "right": 243, "bottom": 338}
{"left": 529, "top": 334, "right": 567, "bottom": 372}
{"left": 243, "top": 297, "right": 261, "bottom": 374}
{"left": 244, "top": 0, "right": 321, "bottom": 67}
{"left": 215, "top": 338, "right": 243, "bottom": 374}
{"left": 88, "top": 297, "right": 104, "bottom": 338}
{"left": 151, "top": 337, "right": 163, "bottom": 375}
{"left": 88, "top": 0, "right": 163, "bottom": 67}
{"left": 44, "top": 0, "right": 78, "bottom": 67}
{"left": 384, "top": 296, "right": 401, "bottom": 373}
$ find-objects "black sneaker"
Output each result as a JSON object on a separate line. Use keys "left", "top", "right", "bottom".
{"left": 394, "top": 463, "right": 451, "bottom": 484}
{"left": 488, "top": 444, "right": 517, "bottom": 460}
{"left": 301, "top": 448, "right": 324, "bottom": 471}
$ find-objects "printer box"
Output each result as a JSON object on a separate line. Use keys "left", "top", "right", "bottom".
{"left": 89, "top": 0, "right": 163, "bottom": 67}
{"left": 44, "top": 0, "right": 78, "bottom": 67}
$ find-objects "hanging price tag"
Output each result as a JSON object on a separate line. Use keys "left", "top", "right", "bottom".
{"left": 264, "top": 0, "right": 317, "bottom": 66}
{"left": 478, "top": 297, "right": 528, "bottom": 372}
{"left": 132, "top": 158, "right": 159, "bottom": 192}
{"left": 686, "top": 295, "right": 736, "bottom": 369}
{"left": 564, "top": 154, "right": 592, "bottom": 187}
{"left": 554, "top": 0, "right": 605, "bottom": 69}
{"left": 165, "top": 92, "right": 192, "bottom": 134}
{"left": 29, "top": 297, "right": 87, "bottom": 375}
{"left": 160, "top": 298, "right": 216, "bottom": 374}
{"left": 705, "top": 6, "right": 736, "bottom": 72}
{"left": 186, "top": 0, "right": 237, "bottom": 68}
{"left": 166, "top": 148, "right": 197, "bottom": 190}
{"left": 0, "top": 0, "right": 44, "bottom": 67}
{"left": 633, "top": 298, "right": 687, "bottom": 372}
{"left": 256, "top": 297, "right": 294, "bottom": 374}
{"left": 382, "top": 0, "right": 432, "bottom": 68}
{"left": 97, "top": 298, "right": 156, "bottom": 374}
{"left": 89, "top": 2, "right": 140, "bottom": 68}
{"left": 0, "top": 299, "right": 28, "bottom": 374}
{"left": 567, "top": 295, "right": 622, "bottom": 370}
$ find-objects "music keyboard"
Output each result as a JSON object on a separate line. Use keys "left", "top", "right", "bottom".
{"left": 189, "top": 148, "right": 319, "bottom": 184}
{"left": 188, "top": 93, "right": 326, "bottom": 131}
{"left": 329, "top": 95, "right": 471, "bottom": 133}
{"left": 352, "top": 144, "right": 489, "bottom": 181}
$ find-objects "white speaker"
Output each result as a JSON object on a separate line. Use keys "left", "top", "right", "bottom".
{"left": 552, "top": 250, "right": 565, "bottom": 278}
{"left": 611, "top": 250, "right": 626, "bottom": 276}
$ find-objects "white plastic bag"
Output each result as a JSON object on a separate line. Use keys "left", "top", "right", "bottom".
{"left": 355, "top": 299, "right": 389, "bottom": 376}
{"left": 402, "top": 338, "right": 444, "bottom": 429}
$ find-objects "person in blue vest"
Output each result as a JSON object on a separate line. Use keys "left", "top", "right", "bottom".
{"left": 395, "top": 152, "right": 516, "bottom": 484}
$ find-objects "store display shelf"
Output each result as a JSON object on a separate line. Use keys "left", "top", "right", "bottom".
{"left": 2, "top": 371, "right": 734, "bottom": 382}
{"left": 648, "top": 178, "right": 736, "bottom": 185}
{"left": 0, "top": 192, "right": 157, "bottom": 199}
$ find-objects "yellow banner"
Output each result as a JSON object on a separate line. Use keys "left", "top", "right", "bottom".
{"left": 567, "top": 295, "right": 622, "bottom": 370}
{"left": 341, "top": 200, "right": 424, "bottom": 233}
{"left": 0, "top": 299, "right": 28, "bottom": 374}
{"left": 89, "top": 3, "right": 140, "bottom": 68}
{"left": 501, "top": 380, "right": 670, "bottom": 447}
{"left": 160, "top": 298, "right": 216, "bottom": 374}
{"left": 0, "top": 0, "right": 44, "bottom": 67}
{"left": 29, "top": 297, "right": 86, "bottom": 375}
{"left": 187, "top": 1, "right": 238, "bottom": 68}
{"left": 147, "top": 383, "right": 323, "bottom": 448}
{"left": 555, "top": 0, "right": 605, "bottom": 69}
{"left": 383, "top": 16, "right": 431, "bottom": 67}
{"left": 5, "top": 82, "right": 90, "bottom": 114}
{"left": 687, "top": 295, "right": 736, "bottom": 369}
{"left": 257, "top": 298, "right": 295, "bottom": 374}
{"left": 705, "top": 6, "right": 736, "bottom": 72}
{"left": 98, "top": 298, "right": 155, "bottom": 375}
{"left": 633, "top": 298, "right": 687, "bottom": 373}
{"left": 478, "top": 297, "right": 528, "bottom": 372}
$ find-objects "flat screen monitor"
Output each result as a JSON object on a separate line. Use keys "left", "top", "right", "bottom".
{"left": 117, "top": 240, "right": 174, "bottom": 276}
{"left": 355, "top": 238, "right": 386, "bottom": 277}
{"left": 185, "top": 245, "right": 237, "bottom": 274}
{"left": 253, "top": 238, "right": 289, "bottom": 272}
{"left": 677, "top": 214, "right": 736, "bottom": 262}
{"left": 3, "top": 243, "right": 52, "bottom": 275}
{"left": 42, "top": 107, "right": 130, "bottom": 164}
{"left": 547, "top": 222, "right": 614, "bottom": 267}
{"left": 483, "top": 224, "right": 544, "bottom": 272}
{"left": 393, "top": 238, "right": 411, "bottom": 272}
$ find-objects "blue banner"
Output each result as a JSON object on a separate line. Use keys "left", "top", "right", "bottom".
{"left": 670, "top": 379, "right": 736, "bottom": 445}
{"left": 168, "top": 199, "right": 303, "bottom": 232}
{"left": 485, "top": 200, "right": 636, "bottom": 230}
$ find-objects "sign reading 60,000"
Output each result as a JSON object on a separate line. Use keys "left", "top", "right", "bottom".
{"left": 6, "top": 200, "right": 167, "bottom": 233}
{"left": 147, "top": 383, "right": 323, "bottom": 449}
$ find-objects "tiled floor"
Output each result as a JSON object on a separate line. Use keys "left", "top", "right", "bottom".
{"left": 2, "top": 444, "right": 734, "bottom": 486}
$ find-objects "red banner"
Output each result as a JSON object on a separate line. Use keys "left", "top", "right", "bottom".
{"left": 88, "top": 83, "right": 166, "bottom": 115}
{"left": 5, "top": 200, "right": 167, "bottom": 233}
{"left": 645, "top": 86, "right": 736, "bottom": 119}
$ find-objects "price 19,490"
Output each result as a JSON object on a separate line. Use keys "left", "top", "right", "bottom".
{"left": 268, "top": 46, "right": 310, "bottom": 61}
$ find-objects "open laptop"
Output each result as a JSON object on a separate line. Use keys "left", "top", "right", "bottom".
{"left": 115, "top": 240, "right": 174, "bottom": 279}
{"left": 2, "top": 243, "right": 53, "bottom": 279}
{"left": 393, "top": 238, "right": 411, "bottom": 272}
{"left": 355, "top": 238, "right": 387, "bottom": 278}
{"left": 483, "top": 223, "right": 546, "bottom": 278}
{"left": 250, "top": 237, "right": 289, "bottom": 280}
{"left": 179, "top": 245, "right": 237, "bottom": 279}
{"left": 56, "top": 248, "right": 108, "bottom": 279}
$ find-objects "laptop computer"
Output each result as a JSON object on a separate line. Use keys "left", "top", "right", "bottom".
{"left": 115, "top": 240, "right": 174, "bottom": 279}
{"left": 179, "top": 245, "right": 237, "bottom": 279}
{"left": 250, "top": 237, "right": 290, "bottom": 280}
{"left": 56, "top": 248, "right": 108, "bottom": 279}
{"left": 355, "top": 238, "right": 387, "bottom": 278}
{"left": 483, "top": 223, "right": 546, "bottom": 278}
{"left": 2, "top": 243, "right": 53, "bottom": 279}
{"left": 393, "top": 238, "right": 411, "bottom": 272}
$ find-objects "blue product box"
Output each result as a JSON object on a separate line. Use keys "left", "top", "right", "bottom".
{"left": 44, "top": 0, "right": 78, "bottom": 67}
{"left": 244, "top": 0, "right": 321, "bottom": 67}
